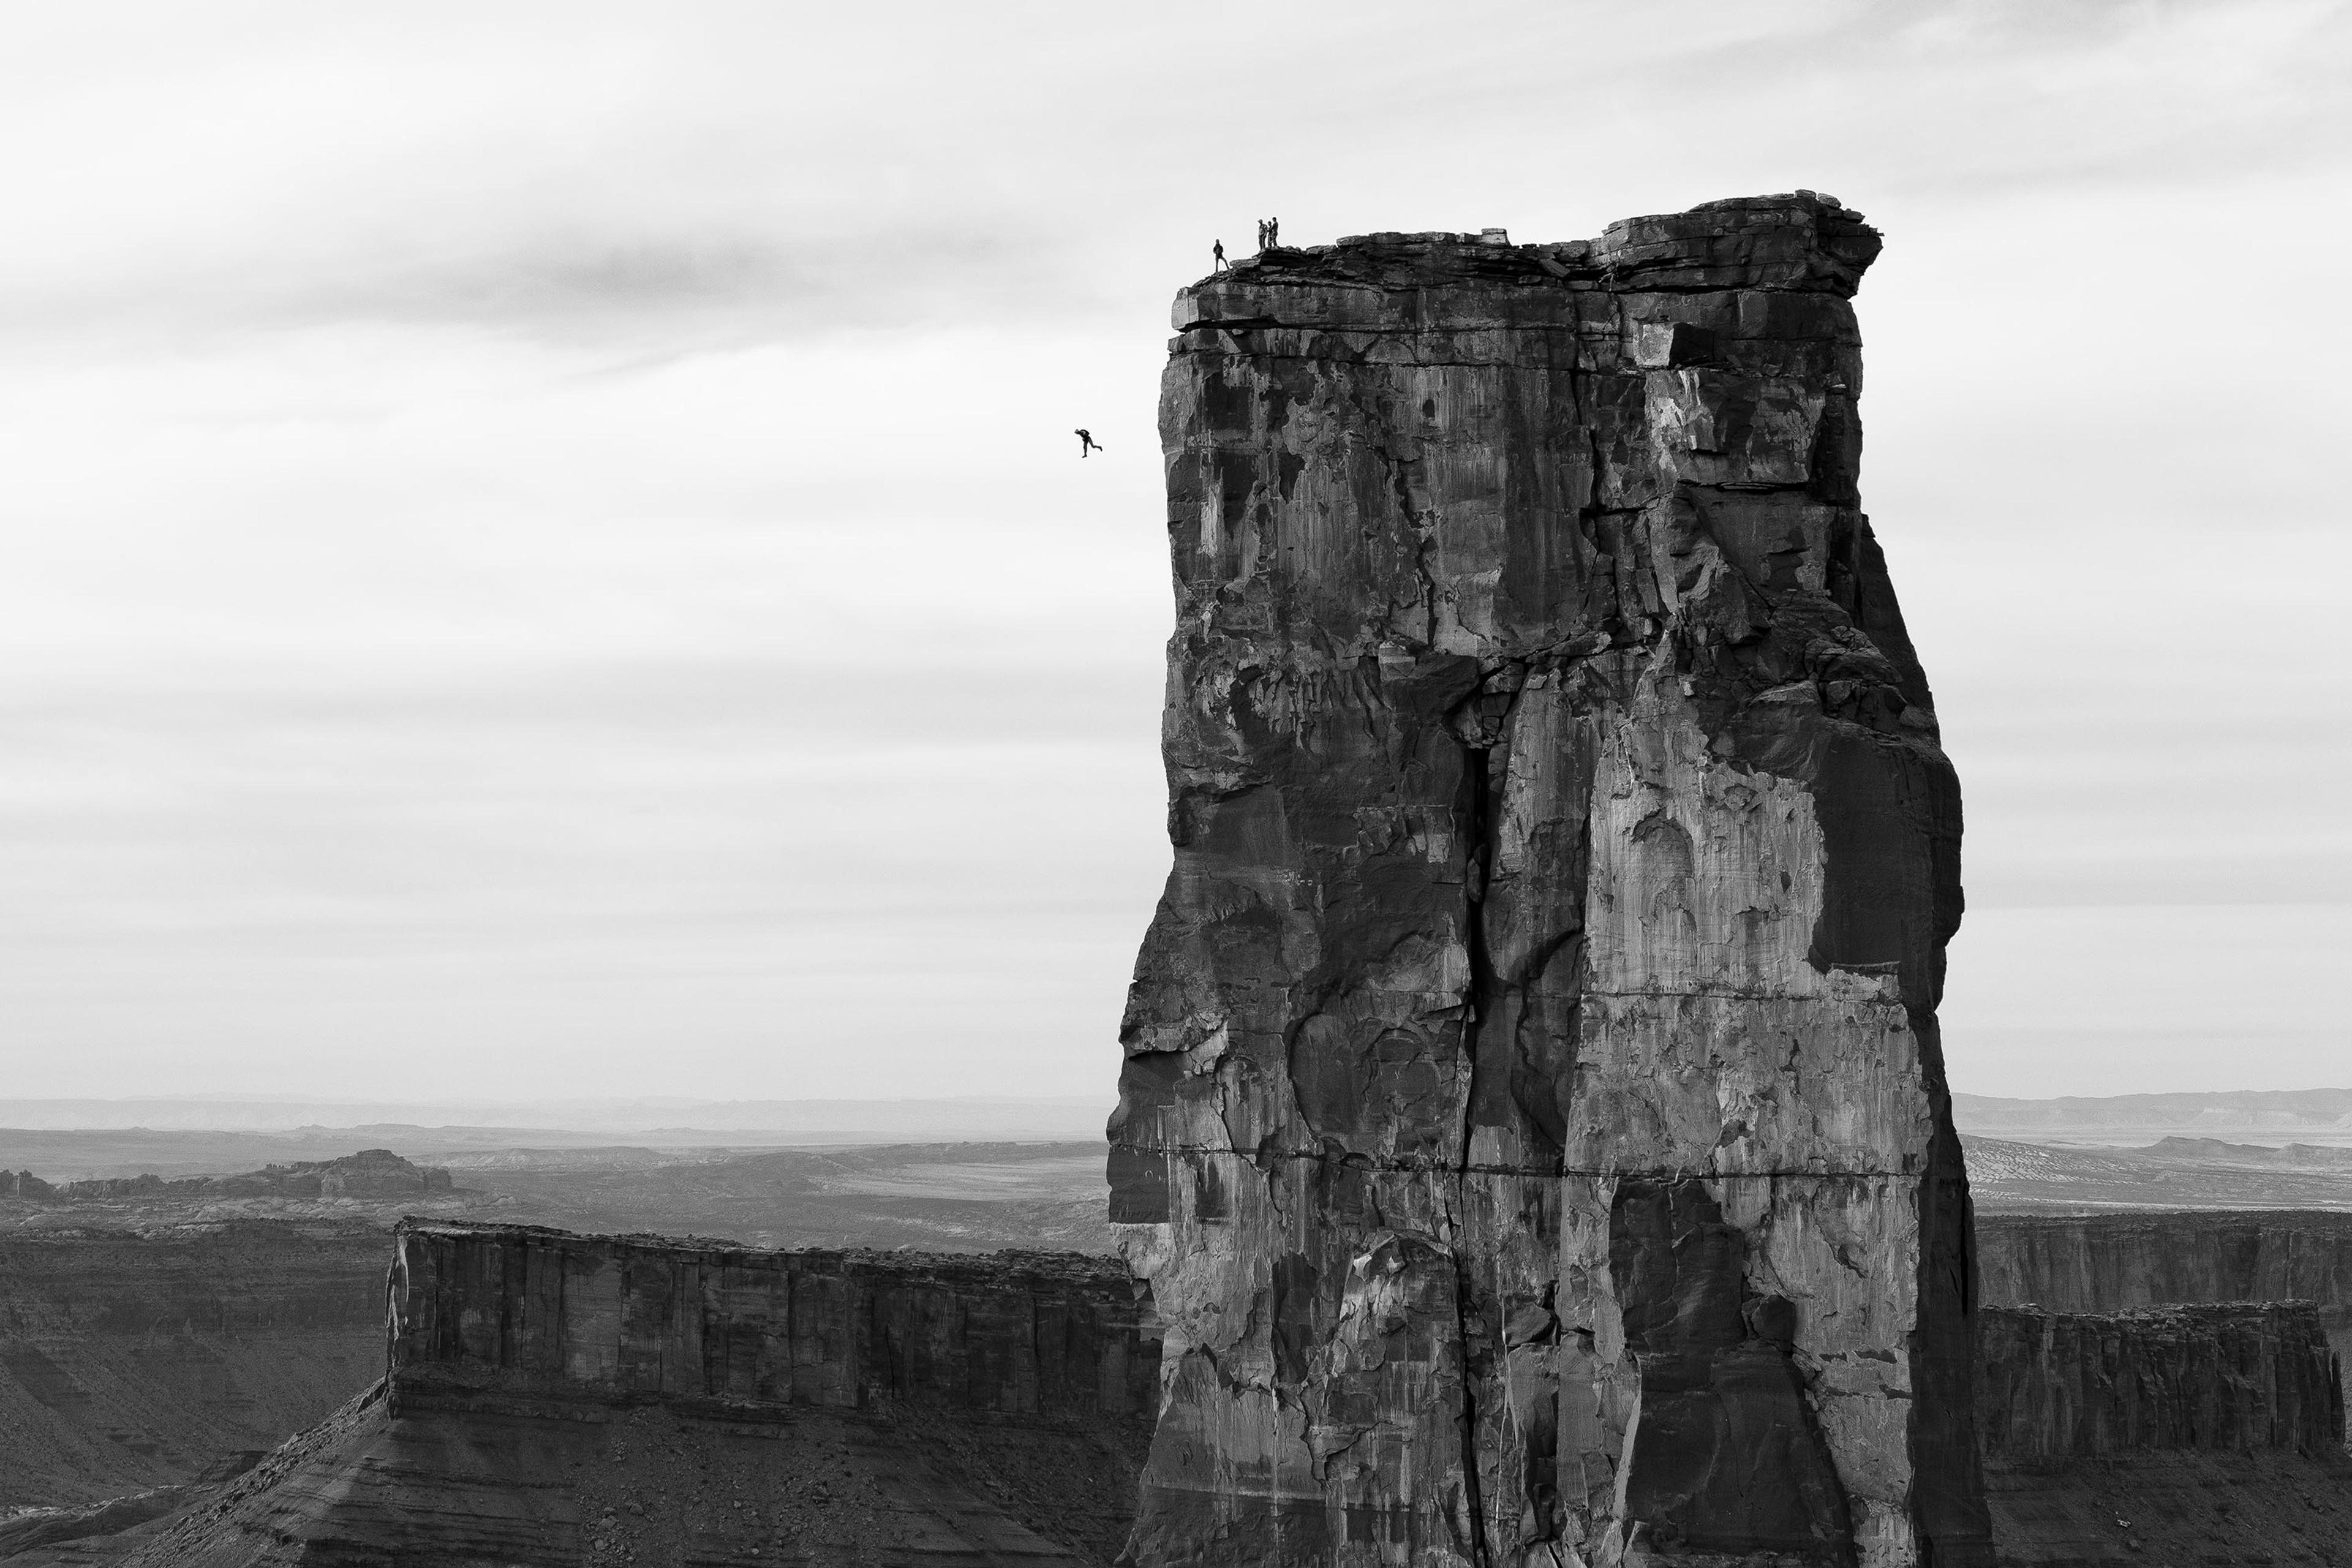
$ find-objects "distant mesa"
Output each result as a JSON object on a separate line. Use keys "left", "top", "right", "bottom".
{"left": 1955, "top": 1087, "right": 2352, "bottom": 1136}
{"left": 2, "top": 1147, "right": 454, "bottom": 1204}
{"left": 2142, "top": 1135, "right": 2352, "bottom": 1166}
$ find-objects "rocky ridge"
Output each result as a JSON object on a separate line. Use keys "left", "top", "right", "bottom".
{"left": 1114, "top": 194, "right": 1982, "bottom": 1567}
{"left": 2, "top": 1148, "right": 451, "bottom": 1203}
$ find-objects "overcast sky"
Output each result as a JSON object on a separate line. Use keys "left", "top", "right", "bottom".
{"left": 0, "top": 0, "right": 2344, "bottom": 1104}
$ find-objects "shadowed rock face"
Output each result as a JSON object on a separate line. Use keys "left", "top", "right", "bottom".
{"left": 1112, "top": 195, "right": 1988, "bottom": 1568}
{"left": 1975, "top": 1303, "right": 2343, "bottom": 1460}
{"left": 1975, "top": 1212, "right": 2352, "bottom": 1428}
{"left": 1973, "top": 1302, "right": 2352, "bottom": 1568}
{"left": 0, "top": 1223, "right": 389, "bottom": 1510}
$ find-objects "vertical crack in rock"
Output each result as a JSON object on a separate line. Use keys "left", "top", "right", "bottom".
{"left": 1114, "top": 194, "right": 1993, "bottom": 1568}
{"left": 1454, "top": 736, "right": 1496, "bottom": 1568}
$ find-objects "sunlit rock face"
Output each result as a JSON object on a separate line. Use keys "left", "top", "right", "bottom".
{"left": 1111, "top": 194, "right": 1989, "bottom": 1568}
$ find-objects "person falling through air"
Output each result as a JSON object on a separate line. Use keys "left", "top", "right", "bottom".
{"left": 1075, "top": 429, "right": 1101, "bottom": 458}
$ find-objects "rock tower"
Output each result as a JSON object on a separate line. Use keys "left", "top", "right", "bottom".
{"left": 1111, "top": 194, "right": 1989, "bottom": 1568}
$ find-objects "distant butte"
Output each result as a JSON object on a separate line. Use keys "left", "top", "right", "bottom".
{"left": 3, "top": 1147, "right": 454, "bottom": 1202}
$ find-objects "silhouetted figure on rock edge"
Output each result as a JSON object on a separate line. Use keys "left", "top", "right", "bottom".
{"left": 1213, "top": 239, "right": 1227, "bottom": 271}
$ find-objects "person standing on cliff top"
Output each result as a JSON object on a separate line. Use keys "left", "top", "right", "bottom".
{"left": 1265, "top": 216, "right": 1279, "bottom": 248}
{"left": 1075, "top": 429, "right": 1101, "bottom": 458}
{"left": 1213, "top": 239, "right": 1227, "bottom": 271}
{"left": 1254, "top": 218, "right": 1267, "bottom": 251}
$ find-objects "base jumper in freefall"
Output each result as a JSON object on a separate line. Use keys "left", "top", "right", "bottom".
{"left": 1076, "top": 429, "right": 1101, "bottom": 457}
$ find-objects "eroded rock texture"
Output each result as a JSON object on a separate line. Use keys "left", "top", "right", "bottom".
{"left": 1976, "top": 1210, "right": 2352, "bottom": 1432}
{"left": 120, "top": 1221, "right": 1162, "bottom": 1567}
{"left": 1973, "top": 1303, "right": 2352, "bottom": 1568}
{"left": 388, "top": 1220, "right": 1158, "bottom": 1427}
{"left": 1977, "top": 1303, "right": 2343, "bottom": 1460}
{"left": 1976, "top": 1212, "right": 2352, "bottom": 1317}
{"left": 1112, "top": 194, "right": 1988, "bottom": 1568}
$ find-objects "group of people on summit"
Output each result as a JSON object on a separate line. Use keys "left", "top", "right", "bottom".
{"left": 1212, "top": 216, "right": 1278, "bottom": 273}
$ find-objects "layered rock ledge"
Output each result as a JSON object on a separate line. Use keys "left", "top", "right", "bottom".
{"left": 1977, "top": 1211, "right": 2352, "bottom": 1318}
{"left": 1977, "top": 1210, "right": 2352, "bottom": 1421}
{"left": 388, "top": 1218, "right": 1158, "bottom": 1422}
{"left": 1978, "top": 1303, "right": 2343, "bottom": 1460}
{"left": 1116, "top": 194, "right": 1983, "bottom": 1567}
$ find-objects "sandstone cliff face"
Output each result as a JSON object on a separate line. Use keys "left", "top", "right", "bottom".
{"left": 389, "top": 1219, "right": 1157, "bottom": 1422}
{"left": 119, "top": 1221, "right": 1163, "bottom": 1567}
{"left": 1976, "top": 1212, "right": 2352, "bottom": 1418}
{"left": 1113, "top": 195, "right": 1985, "bottom": 1568}
{"left": 1972, "top": 1303, "right": 2352, "bottom": 1568}
{"left": 1976, "top": 1212, "right": 2352, "bottom": 1317}
{"left": 1976, "top": 1303, "right": 2343, "bottom": 1460}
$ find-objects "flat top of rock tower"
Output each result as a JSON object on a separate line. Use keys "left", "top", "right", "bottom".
{"left": 1191, "top": 190, "right": 1880, "bottom": 301}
